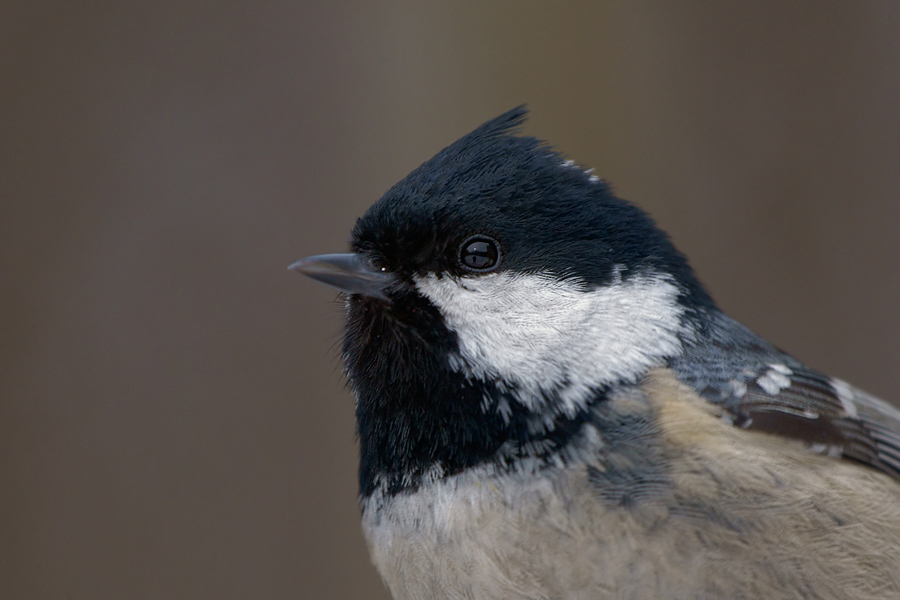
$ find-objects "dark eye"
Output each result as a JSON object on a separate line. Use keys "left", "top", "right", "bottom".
{"left": 458, "top": 235, "right": 501, "bottom": 272}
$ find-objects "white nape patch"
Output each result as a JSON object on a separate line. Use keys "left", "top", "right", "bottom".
{"left": 831, "top": 378, "right": 859, "bottom": 419}
{"left": 414, "top": 270, "right": 687, "bottom": 415}
{"left": 561, "top": 158, "right": 601, "bottom": 183}
{"left": 756, "top": 364, "right": 793, "bottom": 396}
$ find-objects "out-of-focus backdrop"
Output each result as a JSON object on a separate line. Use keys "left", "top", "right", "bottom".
{"left": 3, "top": 3, "right": 900, "bottom": 599}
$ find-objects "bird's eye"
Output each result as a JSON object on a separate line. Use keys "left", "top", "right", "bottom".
{"left": 365, "top": 254, "right": 388, "bottom": 273}
{"left": 458, "top": 235, "right": 501, "bottom": 272}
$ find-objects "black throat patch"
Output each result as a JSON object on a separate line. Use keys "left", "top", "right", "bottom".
{"left": 344, "top": 290, "right": 608, "bottom": 498}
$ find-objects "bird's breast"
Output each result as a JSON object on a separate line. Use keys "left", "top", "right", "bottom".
{"left": 359, "top": 370, "right": 900, "bottom": 600}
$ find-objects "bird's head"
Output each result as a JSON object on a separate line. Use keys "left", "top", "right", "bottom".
{"left": 291, "top": 107, "right": 715, "bottom": 496}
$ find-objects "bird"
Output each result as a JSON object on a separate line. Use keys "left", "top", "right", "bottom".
{"left": 290, "top": 107, "right": 900, "bottom": 600}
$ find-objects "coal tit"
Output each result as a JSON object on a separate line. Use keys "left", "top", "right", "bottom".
{"left": 291, "top": 107, "right": 900, "bottom": 599}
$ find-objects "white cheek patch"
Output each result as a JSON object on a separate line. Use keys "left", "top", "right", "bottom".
{"left": 414, "top": 270, "right": 687, "bottom": 415}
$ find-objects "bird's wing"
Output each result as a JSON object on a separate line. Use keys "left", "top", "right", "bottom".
{"left": 673, "top": 311, "right": 900, "bottom": 480}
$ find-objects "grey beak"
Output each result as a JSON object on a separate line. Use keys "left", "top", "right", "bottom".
{"left": 289, "top": 253, "right": 394, "bottom": 300}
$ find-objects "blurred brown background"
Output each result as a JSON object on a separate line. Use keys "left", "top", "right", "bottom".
{"left": 3, "top": 2, "right": 900, "bottom": 599}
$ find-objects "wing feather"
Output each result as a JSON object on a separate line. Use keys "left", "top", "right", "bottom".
{"left": 673, "top": 311, "right": 900, "bottom": 480}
